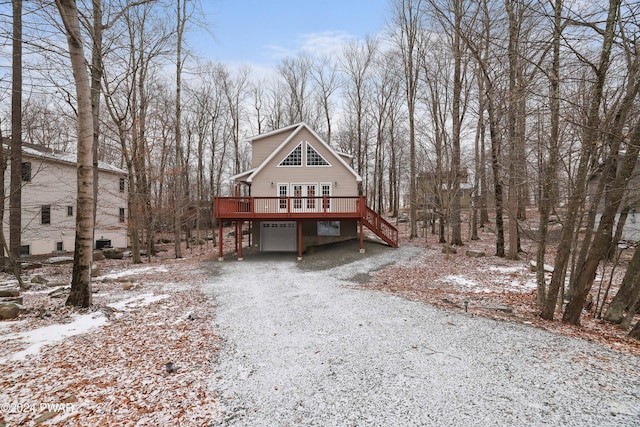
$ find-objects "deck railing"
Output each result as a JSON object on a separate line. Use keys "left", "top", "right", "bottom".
{"left": 215, "top": 196, "right": 363, "bottom": 219}
{"left": 214, "top": 196, "right": 399, "bottom": 248}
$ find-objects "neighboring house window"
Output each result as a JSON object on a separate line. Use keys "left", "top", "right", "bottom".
{"left": 20, "top": 245, "right": 30, "bottom": 256}
{"left": 41, "top": 205, "right": 51, "bottom": 225}
{"left": 119, "top": 177, "right": 126, "bottom": 192}
{"left": 279, "top": 143, "right": 302, "bottom": 166}
{"left": 56, "top": 242, "right": 63, "bottom": 252}
{"left": 67, "top": 206, "right": 73, "bottom": 217}
{"left": 119, "top": 208, "right": 125, "bottom": 223}
{"left": 278, "top": 184, "right": 288, "bottom": 210}
{"left": 321, "top": 183, "right": 331, "bottom": 210}
{"left": 21, "top": 162, "right": 32, "bottom": 182}
{"left": 306, "top": 143, "right": 330, "bottom": 166}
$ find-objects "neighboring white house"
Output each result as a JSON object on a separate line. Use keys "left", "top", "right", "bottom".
{"left": 2, "top": 143, "right": 128, "bottom": 256}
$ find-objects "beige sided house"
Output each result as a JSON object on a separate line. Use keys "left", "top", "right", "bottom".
{"left": 3, "top": 143, "right": 128, "bottom": 256}
{"left": 214, "top": 123, "right": 398, "bottom": 260}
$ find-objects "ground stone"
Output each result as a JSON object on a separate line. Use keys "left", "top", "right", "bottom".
{"left": 45, "top": 281, "right": 68, "bottom": 288}
{"left": 22, "top": 262, "right": 43, "bottom": 270}
{"left": 466, "top": 249, "right": 486, "bottom": 258}
{"left": 0, "top": 288, "right": 20, "bottom": 297}
{"left": 0, "top": 296, "right": 23, "bottom": 305}
{"left": 31, "top": 275, "right": 49, "bottom": 285}
{"left": 49, "top": 287, "right": 70, "bottom": 298}
{"left": 48, "top": 256, "right": 74, "bottom": 265}
{"left": 479, "top": 305, "right": 514, "bottom": 314}
{"left": 529, "top": 260, "right": 554, "bottom": 273}
{"left": 0, "top": 302, "right": 26, "bottom": 320}
{"left": 103, "top": 248, "right": 124, "bottom": 259}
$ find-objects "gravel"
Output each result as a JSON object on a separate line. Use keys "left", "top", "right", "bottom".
{"left": 203, "top": 245, "right": 640, "bottom": 426}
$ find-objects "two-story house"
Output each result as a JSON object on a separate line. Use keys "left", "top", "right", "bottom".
{"left": 214, "top": 123, "right": 398, "bottom": 260}
{"left": 3, "top": 142, "right": 128, "bottom": 256}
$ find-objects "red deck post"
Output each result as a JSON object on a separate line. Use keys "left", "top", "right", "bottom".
{"left": 297, "top": 220, "right": 303, "bottom": 260}
{"left": 218, "top": 219, "right": 223, "bottom": 261}
{"left": 238, "top": 220, "right": 244, "bottom": 260}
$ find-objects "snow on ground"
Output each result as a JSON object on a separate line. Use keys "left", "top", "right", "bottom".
{"left": 204, "top": 247, "right": 640, "bottom": 426}
{"left": 107, "top": 293, "right": 169, "bottom": 311}
{"left": 0, "top": 313, "right": 107, "bottom": 363}
{"left": 1, "top": 229, "right": 639, "bottom": 426}
{"left": 0, "top": 254, "right": 222, "bottom": 426}
{"left": 95, "top": 265, "right": 169, "bottom": 281}
{"left": 439, "top": 274, "right": 480, "bottom": 288}
{"left": 438, "top": 264, "right": 537, "bottom": 294}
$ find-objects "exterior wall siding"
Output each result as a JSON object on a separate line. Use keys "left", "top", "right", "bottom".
{"left": 251, "top": 128, "right": 297, "bottom": 168}
{"left": 4, "top": 151, "right": 128, "bottom": 256}
{"left": 251, "top": 127, "right": 358, "bottom": 197}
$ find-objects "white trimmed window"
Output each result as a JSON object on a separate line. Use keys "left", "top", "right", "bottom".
{"left": 279, "top": 143, "right": 303, "bottom": 166}
{"left": 306, "top": 143, "right": 330, "bottom": 166}
{"left": 321, "top": 183, "right": 331, "bottom": 210}
{"left": 278, "top": 184, "right": 288, "bottom": 209}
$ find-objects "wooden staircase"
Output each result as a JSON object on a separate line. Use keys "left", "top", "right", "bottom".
{"left": 360, "top": 205, "right": 399, "bottom": 248}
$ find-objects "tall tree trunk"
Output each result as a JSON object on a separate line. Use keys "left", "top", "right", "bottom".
{"left": 605, "top": 245, "right": 640, "bottom": 325}
{"left": 450, "top": 0, "right": 463, "bottom": 247}
{"left": 10, "top": 0, "right": 23, "bottom": 283}
{"left": 91, "top": 0, "right": 103, "bottom": 260}
{"left": 564, "top": 123, "right": 640, "bottom": 324}
{"left": 536, "top": 0, "right": 562, "bottom": 308}
{"left": 56, "top": 0, "right": 95, "bottom": 307}
{"left": 393, "top": 0, "right": 422, "bottom": 239}
{"left": 506, "top": 0, "right": 521, "bottom": 260}
{"left": 173, "top": 0, "right": 186, "bottom": 258}
{"left": 542, "top": 0, "right": 620, "bottom": 321}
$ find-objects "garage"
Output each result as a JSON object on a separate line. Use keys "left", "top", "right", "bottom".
{"left": 260, "top": 221, "right": 297, "bottom": 252}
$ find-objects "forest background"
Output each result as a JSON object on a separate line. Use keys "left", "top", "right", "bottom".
{"left": 0, "top": 0, "right": 640, "bottom": 334}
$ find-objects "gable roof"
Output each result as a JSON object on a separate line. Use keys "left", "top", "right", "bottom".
{"left": 236, "top": 123, "right": 362, "bottom": 184}
{"left": 2, "top": 139, "right": 126, "bottom": 175}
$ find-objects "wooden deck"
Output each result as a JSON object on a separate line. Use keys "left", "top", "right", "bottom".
{"left": 214, "top": 196, "right": 399, "bottom": 259}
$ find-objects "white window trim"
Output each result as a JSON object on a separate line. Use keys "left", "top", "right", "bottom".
{"left": 306, "top": 142, "right": 332, "bottom": 167}
{"left": 278, "top": 142, "right": 303, "bottom": 167}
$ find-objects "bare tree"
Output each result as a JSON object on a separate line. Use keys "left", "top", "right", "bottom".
{"left": 542, "top": 0, "right": 621, "bottom": 323}
{"left": 9, "top": 0, "right": 24, "bottom": 285}
{"left": 55, "top": 0, "right": 95, "bottom": 307}
{"left": 220, "top": 65, "right": 249, "bottom": 176}
{"left": 277, "top": 54, "right": 314, "bottom": 125}
{"left": 390, "top": 0, "right": 423, "bottom": 238}
{"left": 536, "top": 0, "right": 563, "bottom": 310}
{"left": 371, "top": 52, "right": 401, "bottom": 213}
{"left": 311, "top": 55, "right": 341, "bottom": 144}
{"left": 173, "top": 0, "right": 188, "bottom": 258}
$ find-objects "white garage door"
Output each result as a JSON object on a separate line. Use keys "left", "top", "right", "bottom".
{"left": 260, "top": 221, "right": 297, "bottom": 252}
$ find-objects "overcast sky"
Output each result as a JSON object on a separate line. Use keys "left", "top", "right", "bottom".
{"left": 192, "top": 0, "right": 390, "bottom": 69}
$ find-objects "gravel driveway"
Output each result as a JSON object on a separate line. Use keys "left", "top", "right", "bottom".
{"left": 203, "top": 245, "right": 640, "bottom": 426}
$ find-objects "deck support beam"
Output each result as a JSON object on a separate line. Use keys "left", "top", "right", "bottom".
{"left": 359, "top": 220, "right": 365, "bottom": 253}
{"left": 297, "top": 220, "right": 303, "bottom": 261}
{"left": 237, "top": 221, "right": 244, "bottom": 261}
{"left": 218, "top": 219, "right": 224, "bottom": 261}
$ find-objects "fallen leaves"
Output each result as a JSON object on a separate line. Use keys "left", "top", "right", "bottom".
{"left": 0, "top": 252, "right": 223, "bottom": 426}
{"left": 366, "top": 217, "right": 640, "bottom": 356}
